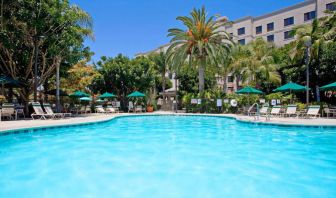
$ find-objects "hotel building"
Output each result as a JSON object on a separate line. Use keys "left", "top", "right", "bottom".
{"left": 136, "top": 0, "right": 336, "bottom": 93}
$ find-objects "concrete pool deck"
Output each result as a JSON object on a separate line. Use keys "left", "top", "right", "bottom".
{"left": 1, "top": 112, "right": 336, "bottom": 132}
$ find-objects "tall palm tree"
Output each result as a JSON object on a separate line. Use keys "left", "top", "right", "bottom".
{"left": 167, "top": 6, "right": 232, "bottom": 94}
{"left": 150, "top": 49, "right": 169, "bottom": 105}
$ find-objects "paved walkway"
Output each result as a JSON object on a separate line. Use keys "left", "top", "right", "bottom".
{"left": 1, "top": 112, "right": 336, "bottom": 132}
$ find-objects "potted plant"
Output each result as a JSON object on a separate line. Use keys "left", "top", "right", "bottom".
{"left": 146, "top": 90, "right": 156, "bottom": 112}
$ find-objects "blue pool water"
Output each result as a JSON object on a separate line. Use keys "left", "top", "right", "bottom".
{"left": 0, "top": 115, "right": 336, "bottom": 197}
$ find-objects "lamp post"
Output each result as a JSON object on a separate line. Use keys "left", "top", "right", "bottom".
{"left": 304, "top": 40, "right": 311, "bottom": 105}
{"left": 33, "top": 35, "right": 44, "bottom": 102}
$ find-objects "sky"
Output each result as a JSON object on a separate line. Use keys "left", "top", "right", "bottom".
{"left": 70, "top": 0, "right": 304, "bottom": 62}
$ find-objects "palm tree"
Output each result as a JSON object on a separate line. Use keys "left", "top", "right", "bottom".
{"left": 229, "top": 38, "right": 280, "bottom": 90}
{"left": 167, "top": 6, "right": 232, "bottom": 94}
{"left": 150, "top": 49, "right": 169, "bottom": 105}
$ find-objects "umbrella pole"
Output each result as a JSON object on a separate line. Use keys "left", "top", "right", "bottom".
{"left": 1, "top": 82, "right": 4, "bottom": 95}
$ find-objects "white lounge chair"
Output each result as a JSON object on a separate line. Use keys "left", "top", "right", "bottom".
{"left": 128, "top": 102, "right": 134, "bottom": 113}
{"left": 1, "top": 103, "right": 16, "bottom": 120}
{"left": 269, "top": 106, "right": 282, "bottom": 117}
{"left": 43, "top": 103, "right": 64, "bottom": 119}
{"left": 31, "top": 102, "right": 53, "bottom": 120}
{"left": 96, "top": 106, "right": 106, "bottom": 113}
{"left": 282, "top": 104, "right": 298, "bottom": 117}
{"left": 106, "top": 106, "right": 116, "bottom": 113}
{"left": 301, "top": 105, "right": 320, "bottom": 118}
{"left": 135, "top": 105, "right": 143, "bottom": 113}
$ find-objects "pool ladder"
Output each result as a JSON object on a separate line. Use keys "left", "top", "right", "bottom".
{"left": 248, "top": 103, "right": 260, "bottom": 121}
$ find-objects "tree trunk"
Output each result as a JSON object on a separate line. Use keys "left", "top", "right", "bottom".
{"left": 223, "top": 74, "right": 228, "bottom": 93}
{"left": 198, "top": 61, "right": 205, "bottom": 93}
{"left": 162, "top": 73, "right": 166, "bottom": 105}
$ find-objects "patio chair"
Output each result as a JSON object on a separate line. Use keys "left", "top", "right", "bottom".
{"left": 135, "top": 105, "right": 143, "bottom": 113}
{"left": 106, "top": 106, "right": 116, "bottom": 113}
{"left": 128, "top": 101, "right": 134, "bottom": 113}
{"left": 282, "top": 104, "right": 298, "bottom": 117}
{"left": 31, "top": 102, "right": 53, "bottom": 120}
{"left": 300, "top": 105, "right": 320, "bottom": 118}
{"left": 43, "top": 103, "right": 64, "bottom": 119}
{"left": 1, "top": 103, "right": 16, "bottom": 120}
{"left": 95, "top": 105, "right": 106, "bottom": 113}
{"left": 323, "top": 106, "right": 335, "bottom": 118}
{"left": 269, "top": 106, "right": 282, "bottom": 117}
{"left": 260, "top": 105, "right": 269, "bottom": 114}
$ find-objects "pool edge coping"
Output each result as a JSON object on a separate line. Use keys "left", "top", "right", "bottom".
{"left": 1, "top": 113, "right": 336, "bottom": 135}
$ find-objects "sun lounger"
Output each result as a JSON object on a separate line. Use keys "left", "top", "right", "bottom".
{"left": 128, "top": 102, "right": 134, "bottom": 113}
{"left": 282, "top": 104, "right": 298, "bottom": 117}
{"left": 96, "top": 105, "right": 106, "bottom": 113}
{"left": 135, "top": 105, "right": 143, "bottom": 113}
{"left": 43, "top": 103, "right": 64, "bottom": 119}
{"left": 1, "top": 103, "right": 16, "bottom": 120}
{"left": 31, "top": 102, "right": 53, "bottom": 120}
{"left": 269, "top": 106, "right": 282, "bottom": 117}
{"left": 300, "top": 105, "right": 320, "bottom": 118}
{"left": 106, "top": 106, "right": 117, "bottom": 113}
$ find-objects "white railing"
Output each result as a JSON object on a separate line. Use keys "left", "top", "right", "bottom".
{"left": 248, "top": 103, "right": 260, "bottom": 120}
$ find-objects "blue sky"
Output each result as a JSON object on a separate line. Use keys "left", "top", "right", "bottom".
{"left": 70, "top": 0, "right": 303, "bottom": 62}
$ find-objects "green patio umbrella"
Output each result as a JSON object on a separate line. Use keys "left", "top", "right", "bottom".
{"left": 69, "top": 91, "right": 90, "bottom": 98}
{"left": 96, "top": 99, "right": 104, "bottom": 103}
{"left": 236, "top": 86, "right": 263, "bottom": 95}
{"left": 273, "top": 82, "right": 307, "bottom": 103}
{"left": 273, "top": 82, "right": 306, "bottom": 93}
{"left": 320, "top": 82, "right": 336, "bottom": 91}
{"left": 236, "top": 86, "right": 263, "bottom": 106}
{"left": 79, "top": 97, "right": 92, "bottom": 101}
{"left": 99, "top": 92, "right": 116, "bottom": 99}
{"left": 127, "top": 91, "right": 145, "bottom": 98}
{"left": 0, "top": 75, "right": 22, "bottom": 95}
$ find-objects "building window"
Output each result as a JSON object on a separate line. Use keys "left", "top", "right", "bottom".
{"left": 256, "top": 26, "right": 262, "bottom": 34}
{"left": 267, "top": 22, "right": 274, "bottom": 32}
{"left": 238, "top": 39, "right": 245, "bottom": 45}
{"left": 237, "top": 27, "right": 245, "bottom": 35}
{"left": 267, "top": 35, "right": 274, "bottom": 42}
{"left": 284, "top": 30, "right": 294, "bottom": 40}
{"left": 284, "top": 17, "right": 294, "bottom": 26}
{"left": 304, "top": 11, "right": 316, "bottom": 21}
{"left": 228, "top": 76, "right": 234, "bottom": 83}
{"left": 326, "top": 2, "right": 336, "bottom": 11}
{"left": 229, "top": 32, "right": 233, "bottom": 39}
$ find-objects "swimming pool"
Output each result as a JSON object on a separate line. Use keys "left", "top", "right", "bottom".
{"left": 0, "top": 115, "right": 335, "bottom": 197}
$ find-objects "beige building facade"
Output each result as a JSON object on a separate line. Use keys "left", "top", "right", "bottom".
{"left": 220, "top": 0, "right": 335, "bottom": 47}
{"left": 137, "top": 0, "right": 336, "bottom": 93}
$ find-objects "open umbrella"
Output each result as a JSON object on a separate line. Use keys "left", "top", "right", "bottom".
{"left": 236, "top": 86, "right": 263, "bottom": 94}
{"left": 320, "top": 82, "right": 336, "bottom": 91}
{"left": 273, "top": 82, "right": 307, "bottom": 93}
{"left": 0, "top": 75, "right": 22, "bottom": 95}
{"left": 127, "top": 91, "right": 145, "bottom": 98}
{"left": 79, "top": 97, "right": 92, "bottom": 101}
{"left": 236, "top": 86, "right": 263, "bottom": 106}
{"left": 99, "top": 92, "right": 116, "bottom": 99}
{"left": 273, "top": 82, "right": 307, "bottom": 103}
{"left": 69, "top": 91, "right": 90, "bottom": 98}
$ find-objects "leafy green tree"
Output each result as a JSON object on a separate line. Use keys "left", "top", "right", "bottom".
{"left": 0, "top": 0, "right": 93, "bottom": 108}
{"left": 149, "top": 50, "right": 170, "bottom": 104}
{"left": 167, "top": 6, "right": 232, "bottom": 93}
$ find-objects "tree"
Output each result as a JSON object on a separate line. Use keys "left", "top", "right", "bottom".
{"left": 167, "top": 6, "right": 232, "bottom": 93}
{"left": 92, "top": 54, "right": 159, "bottom": 109}
{"left": 65, "top": 60, "right": 101, "bottom": 93}
{"left": 0, "top": 0, "right": 93, "bottom": 110}
{"left": 149, "top": 49, "right": 170, "bottom": 104}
